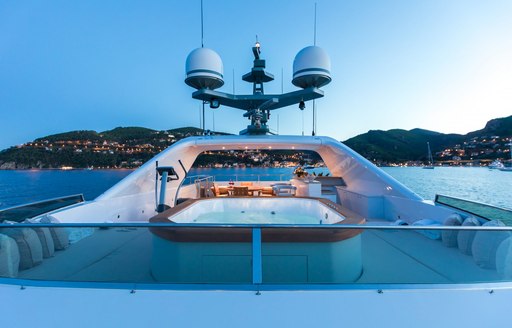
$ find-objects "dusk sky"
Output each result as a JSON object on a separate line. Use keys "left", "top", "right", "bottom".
{"left": 1, "top": 0, "right": 511, "bottom": 150}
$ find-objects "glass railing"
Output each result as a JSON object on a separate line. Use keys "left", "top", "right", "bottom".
{"left": 182, "top": 174, "right": 291, "bottom": 186}
{"left": 182, "top": 175, "right": 212, "bottom": 186}
{"left": 0, "top": 195, "right": 84, "bottom": 223}
{"left": 435, "top": 195, "right": 512, "bottom": 225}
{"left": 219, "top": 174, "right": 290, "bottom": 182}
{"left": 1, "top": 223, "right": 512, "bottom": 288}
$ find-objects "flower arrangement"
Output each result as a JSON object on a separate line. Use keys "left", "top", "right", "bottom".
{"left": 293, "top": 166, "right": 308, "bottom": 178}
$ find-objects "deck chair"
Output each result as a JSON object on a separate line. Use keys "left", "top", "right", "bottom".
{"left": 233, "top": 186, "right": 249, "bottom": 196}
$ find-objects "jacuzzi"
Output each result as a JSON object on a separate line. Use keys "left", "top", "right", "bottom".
{"left": 157, "top": 197, "right": 348, "bottom": 224}
{"left": 150, "top": 197, "right": 364, "bottom": 284}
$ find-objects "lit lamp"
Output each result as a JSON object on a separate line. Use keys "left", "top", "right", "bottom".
{"left": 252, "top": 41, "right": 261, "bottom": 59}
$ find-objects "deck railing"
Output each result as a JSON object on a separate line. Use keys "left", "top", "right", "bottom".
{"left": 182, "top": 174, "right": 291, "bottom": 185}
{"left": 435, "top": 194, "right": 512, "bottom": 225}
{"left": 0, "top": 195, "right": 84, "bottom": 222}
{"left": 1, "top": 222, "right": 512, "bottom": 289}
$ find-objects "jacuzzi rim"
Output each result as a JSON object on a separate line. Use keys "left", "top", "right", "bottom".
{"left": 152, "top": 196, "right": 355, "bottom": 225}
{"left": 149, "top": 197, "right": 365, "bottom": 243}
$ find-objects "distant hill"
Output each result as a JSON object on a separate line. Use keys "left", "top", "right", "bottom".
{"left": 1, "top": 116, "right": 511, "bottom": 169}
{"left": 466, "top": 116, "right": 512, "bottom": 138}
{"left": 34, "top": 126, "right": 208, "bottom": 144}
{"left": 343, "top": 129, "right": 465, "bottom": 162}
{"left": 0, "top": 126, "right": 218, "bottom": 169}
{"left": 343, "top": 116, "right": 512, "bottom": 163}
{"left": 35, "top": 130, "right": 103, "bottom": 142}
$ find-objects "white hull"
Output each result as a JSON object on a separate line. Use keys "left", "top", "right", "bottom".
{"left": 1, "top": 284, "right": 511, "bottom": 327}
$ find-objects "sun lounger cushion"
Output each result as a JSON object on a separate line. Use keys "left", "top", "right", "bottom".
{"left": 37, "top": 215, "right": 70, "bottom": 250}
{"left": 496, "top": 236, "right": 512, "bottom": 279}
{"left": 1, "top": 228, "right": 43, "bottom": 270}
{"left": 472, "top": 220, "right": 511, "bottom": 270}
{"left": 441, "top": 214, "right": 463, "bottom": 247}
{"left": 213, "top": 185, "right": 229, "bottom": 197}
{"left": 32, "top": 227, "right": 55, "bottom": 258}
{"left": 412, "top": 219, "right": 441, "bottom": 240}
{"left": 50, "top": 227, "right": 69, "bottom": 250}
{"left": 457, "top": 217, "right": 481, "bottom": 255}
{"left": 0, "top": 234, "right": 20, "bottom": 278}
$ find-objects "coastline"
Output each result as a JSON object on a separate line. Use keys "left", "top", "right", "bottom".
{"left": 1, "top": 162, "right": 509, "bottom": 171}
{"left": 0, "top": 168, "right": 135, "bottom": 171}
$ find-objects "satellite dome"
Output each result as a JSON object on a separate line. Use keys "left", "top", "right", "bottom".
{"left": 185, "top": 48, "right": 224, "bottom": 90}
{"left": 292, "top": 46, "right": 331, "bottom": 88}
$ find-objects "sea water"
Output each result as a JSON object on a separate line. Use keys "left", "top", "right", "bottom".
{"left": 382, "top": 166, "right": 512, "bottom": 210}
{"left": 0, "top": 167, "right": 511, "bottom": 210}
{"left": 193, "top": 211, "right": 318, "bottom": 224}
{"left": 0, "top": 169, "right": 132, "bottom": 208}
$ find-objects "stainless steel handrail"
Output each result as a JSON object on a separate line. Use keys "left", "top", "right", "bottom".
{"left": 1, "top": 223, "right": 512, "bottom": 288}
{"left": 1, "top": 222, "right": 512, "bottom": 231}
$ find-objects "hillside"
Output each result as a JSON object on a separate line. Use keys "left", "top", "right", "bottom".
{"left": 0, "top": 126, "right": 210, "bottom": 169}
{"left": 1, "top": 116, "right": 511, "bottom": 169}
{"left": 343, "top": 129, "right": 465, "bottom": 162}
{"left": 466, "top": 116, "right": 512, "bottom": 138}
{"left": 343, "top": 116, "right": 512, "bottom": 164}
{"left": 34, "top": 126, "right": 205, "bottom": 144}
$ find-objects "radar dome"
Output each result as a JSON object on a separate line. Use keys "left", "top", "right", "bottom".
{"left": 185, "top": 48, "right": 224, "bottom": 90}
{"left": 292, "top": 46, "right": 331, "bottom": 88}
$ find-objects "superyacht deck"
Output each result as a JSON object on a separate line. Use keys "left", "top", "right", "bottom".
{"left": 15, "top": 223, "right": 501, "bottom": 286}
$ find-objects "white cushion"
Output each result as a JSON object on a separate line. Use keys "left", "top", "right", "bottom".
{"left": 412, "top": 219, "right": 441, "bottom": 240}
{"left": 34, "top": 215, "right": 69, "bottom": 250}
{"left": 1, "top": 228, "right": 43, "bottom": 270}
{"left": 457, "top": 217, "right": 481, "bottom": 255}
{"left": 496, "top": 237, "right": 512, "bottom": 279}
{"left": 0, "top": 234, "right": 20, "bottom": 278}
{"left": 441, "top": 214, "right": 463, "bottom": 247}
{"left": 472, "top": 220, "right": 511, "bottom": 270}
{"left": 32, "top": 227, "right": 55, "bottom": 258}
{"left": 50, "top": 228, "right": 69, "bottom": 250}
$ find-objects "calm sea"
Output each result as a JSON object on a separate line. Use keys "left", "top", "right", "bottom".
{"left": 0, "top": 167, "right": 510, "bottom": 210}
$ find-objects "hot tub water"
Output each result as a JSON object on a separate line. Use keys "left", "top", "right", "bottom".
{"left": 193, "top": 211, "right": 320, "bottom": 224}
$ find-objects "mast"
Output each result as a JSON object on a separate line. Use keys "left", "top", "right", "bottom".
{"left": 427, "top": 142, "right": 434, "bottom": 166}
{"left": 185, "top": 40, "right": 331, "bottom": 135}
